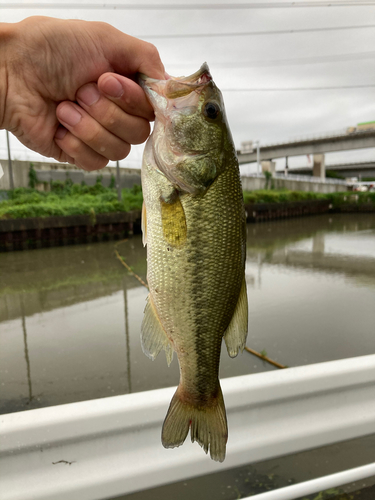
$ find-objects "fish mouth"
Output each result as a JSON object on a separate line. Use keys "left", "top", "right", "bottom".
{"left": 139, "top": 63, "right": 212, "bottom": 102}
{"left": 176, "top": 62, "right": 212, "bottom": 85}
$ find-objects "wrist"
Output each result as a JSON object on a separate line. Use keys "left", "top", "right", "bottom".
{"left": 0, "top": 22, "right": 17, "bottom": 130}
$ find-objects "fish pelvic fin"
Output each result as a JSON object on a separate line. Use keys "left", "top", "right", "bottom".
{"left": 162, "top": 384, "right": 228, "bottom": 463}
{"left": 141, "top": 295, "right": 174, "bottom": 366}
{"left": 224, "top": 276, "right": 248, "bottom": 358}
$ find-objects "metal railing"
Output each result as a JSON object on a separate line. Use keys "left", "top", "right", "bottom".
{"left": 1, "top": 355, "right": 375, "bottom": 500}
{"left": 242, "top": 463, "right": 375, "bottom": 500}
{"left": 242, "top": 172, "right": 348, "bottom": 185}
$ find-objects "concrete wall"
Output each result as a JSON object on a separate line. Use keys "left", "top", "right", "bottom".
{"left": 0, "top": 160, "right": 141, "bottom": 190}
{"left": 241, "top": 175, "right": 347, "bottom": 193}
{"left": 0, "top": 160, "right": 29, "bottom": 190}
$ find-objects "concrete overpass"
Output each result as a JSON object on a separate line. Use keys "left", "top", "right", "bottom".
{"left": 238, "top": 129, "right": 375, "bottom": 164}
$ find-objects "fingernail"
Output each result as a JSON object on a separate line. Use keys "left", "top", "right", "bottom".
{"left": 101, "top": 75, "right": 123, "bottom": 98}
{"left": 77, "top": 84, "right": 100, "bottom": 106}
{"left": 55, "top": 126, "right": 67, "bottom": 140}
{"left": 59, "top": 104, "right": 82, "bottom": 127}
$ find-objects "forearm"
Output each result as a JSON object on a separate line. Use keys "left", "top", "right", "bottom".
{"left": 0, "top": 22, "right": 17, "bottom": 131}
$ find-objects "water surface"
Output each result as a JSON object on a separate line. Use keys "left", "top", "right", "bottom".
{"left": 1, "top": 213, "right": 374, "bottom": 414}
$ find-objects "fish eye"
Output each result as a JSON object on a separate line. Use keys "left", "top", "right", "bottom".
{"left": 203, "top": 102, "right": 220, "bottom": 120}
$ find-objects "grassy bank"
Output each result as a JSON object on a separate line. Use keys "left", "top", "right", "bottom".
{"left": 243, "top": 189, "right": 375, "bottom": 207}
{"left": 0, "top": 179, "right": 143, "bottom": 220}
{"left": 1, "top": 183, "right": 374, "bottom": 220}
{"left": 243, "top": 190, "right": 326, "bottom": 204}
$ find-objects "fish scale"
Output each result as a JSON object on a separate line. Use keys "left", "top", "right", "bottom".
{"left": 140, "top": 63, "right": 248, "bottom": 462}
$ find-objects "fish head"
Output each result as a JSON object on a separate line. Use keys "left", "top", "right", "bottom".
{"left": 140, "top": 63, "right": 231, "bottom": 195}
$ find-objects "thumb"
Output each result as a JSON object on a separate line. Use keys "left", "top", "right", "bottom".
{"left": 97, "top": 24, "right": 165, "bottom": 80}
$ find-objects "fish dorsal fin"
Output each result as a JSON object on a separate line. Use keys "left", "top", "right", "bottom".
{"left": 141, "top": 295, "right": 174, "bottom": 366}
{"left": 161, "top": 196, "right": 187, "bottom": 248}
{"left": 224, "top": 276, "right": 248, "bottom": 358}
{"left": 141, "top": 201, "right": 147, "bottom": 246}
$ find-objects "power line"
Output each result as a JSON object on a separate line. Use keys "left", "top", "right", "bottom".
{"left": 1, "top": 1, "right": 374, "bottom": 9}
{"left": 222, "top": 84, "right": 375, "bottom": 91}
{"left": 167, "top": 51, "right": 375, "bottom": 69}
{"left": 140, "top": 24, "right": 375, "bottom": 39}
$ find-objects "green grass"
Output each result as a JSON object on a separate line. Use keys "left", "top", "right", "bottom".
{"left": 0, "top": 180, "right": 143, "bottom": 219}
{"left": 243, "top": 189, "right": 375, "bottom": 207}
{"left": 326, "top": 191, "right": 375, "bottom": 206}
{"left": 242, "top": 190, "right": 326, "bottom": 204}
{"left": 1, "top": 182, "right": 375, "bottom": 220}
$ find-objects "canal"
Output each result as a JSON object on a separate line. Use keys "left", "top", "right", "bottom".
{"left": 1, "top": 213, "right": 375, "bottom": 499}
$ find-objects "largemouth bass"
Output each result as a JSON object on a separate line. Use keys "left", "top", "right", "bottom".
{"left": 140, "top": 63, "right": 248, "bottom": 462}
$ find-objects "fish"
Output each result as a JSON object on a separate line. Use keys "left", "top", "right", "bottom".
{"left": 139, "top": 63, "right": 248, "bottom": 462}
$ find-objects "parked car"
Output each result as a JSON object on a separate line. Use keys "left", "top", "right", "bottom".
{"left": 353, "top": 184, "right": 368, "bottom": 192}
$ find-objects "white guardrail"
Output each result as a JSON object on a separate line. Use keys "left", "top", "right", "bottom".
{"left": 1, "top": 355, "right": 375, "bottom": 500}
{"left": 243, "top": 172, "right": 348, "bottom": 185}
{"left": 273, "top": 173, "right": 348, "bottom": 185}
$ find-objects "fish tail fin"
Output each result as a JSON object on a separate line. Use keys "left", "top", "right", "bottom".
{"left": 162, "top": 384, "right": 228, "bottom": 462}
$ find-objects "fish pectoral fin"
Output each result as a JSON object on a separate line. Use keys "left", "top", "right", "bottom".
{"left": 141, "top": 294, "right": 174, "bottom": 366}
{"left": 224, "top": 276, "right": 248, "bottom": 358}
{"left": 141, "top": 201, "right": 147, "bottom": 246}
{"left": 161, "top": 196, "right": 187, "bottom": 248}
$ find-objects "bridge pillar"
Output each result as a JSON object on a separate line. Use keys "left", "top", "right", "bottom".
{"left": 261, "top": 161, "right": 276, "bottom": 175}
{"left": 313, "top": 154, "right": 325, "bottom": 179}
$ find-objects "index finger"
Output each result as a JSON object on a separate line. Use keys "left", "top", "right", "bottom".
{"left": 97, "top": 73, "right": 155, "bottom": 121}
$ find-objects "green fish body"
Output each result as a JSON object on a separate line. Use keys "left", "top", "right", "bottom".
{"left": 140, "top": 64, "right": 248, "bottom": 462}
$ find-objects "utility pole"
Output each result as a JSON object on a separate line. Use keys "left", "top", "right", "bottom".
{"left": 6, "top": 131, "right": 14, "bottom": 189}
{"left": 256, "top": 141, "right": 260, "bottom": 175}
{"left": 116, "top": 160, "right": 121, "bottom": 201}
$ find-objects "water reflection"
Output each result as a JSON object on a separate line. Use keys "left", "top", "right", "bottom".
{"left": 0, "top": 214, "right": 374, "bottom": 414}
{"left": 123, "top": 276, "right": 132, "bottom": 394}
{"left": 20, "top": 296, "right": 33, "bottom": 405}
{"left": 0, "top": 240, "right": 154, "bottom": 414}
{"left": 245, "top": 213, "right": 375, "bottom": 371}
{"left": 246, "top": 214, "right": 375, "bottom": 286}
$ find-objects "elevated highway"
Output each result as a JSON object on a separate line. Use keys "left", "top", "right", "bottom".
{"left": 238, "top": 129, "right": 375, "bottom": 164}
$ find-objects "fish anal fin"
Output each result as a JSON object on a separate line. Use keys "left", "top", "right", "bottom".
{"left": 141, "top": 201, "right": 147, "bottom": 246}
{"left": 161, "top": 196, "right": 187, "bottom": 248}
{"left": 224, "top": 276, "right": 248, "bottom": 358}
{"left": 162, "top": 384, "right": 228, "bottom": 463}
{"left": 141, "top": 295, "right": 174, "bottom": 366}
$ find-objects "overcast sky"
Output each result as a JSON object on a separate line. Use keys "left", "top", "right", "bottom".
{"left": 1, "top": 0, "right": 375, "bottom": 172}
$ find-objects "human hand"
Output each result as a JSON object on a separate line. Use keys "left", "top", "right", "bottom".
{"left": 0, "top": 16, "right": 165, "bottom": 170}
